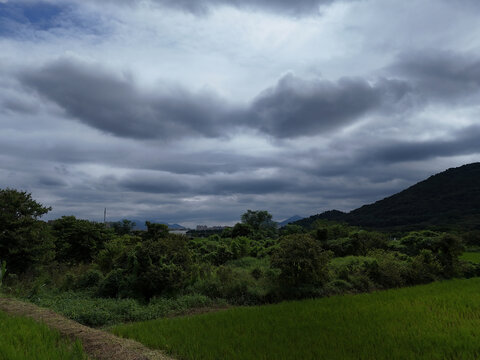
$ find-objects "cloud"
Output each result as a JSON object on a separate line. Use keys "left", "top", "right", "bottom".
{"left": 19, "top": 59, "right": 413, "bottom": 141}
{"left": 19, "top": 58, "right": 236, "bottom": 140}
{"left": 94, "top": 0, "right": 348, "bottom": 16}
{"left": 366, "top": 126, "right": 480, "bottom": 164}
{"left": 248, "top": 73, "right": 410, "bottom": 138}
{"left": 389, "top": 50, "right": 480, "bottom": 103}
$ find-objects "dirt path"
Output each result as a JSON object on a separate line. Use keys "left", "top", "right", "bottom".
{"left": 0, "top": 297, "right": 175, "bottom": 360}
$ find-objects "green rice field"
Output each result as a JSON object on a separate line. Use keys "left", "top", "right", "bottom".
{"left": 0, "top": 311, "right": 87, "bottom": 360}
{"left": 112, "top": 278, "right": 480, "bottom": 360}
{"left": 461, "top": 252, "right": 480, "bottom": 263}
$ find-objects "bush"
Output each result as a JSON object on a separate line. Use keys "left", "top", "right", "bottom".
{"left": 271, "top": 234, "right": 331, "bottom": 296}
{"left": 366, "top": 250, "right": 410, "bottom": 289}
{"left": 75, "top": 269, "right": 104, "bottom": 289}
{"left": 98, "top": 269, "right": 127, "bottom": 298}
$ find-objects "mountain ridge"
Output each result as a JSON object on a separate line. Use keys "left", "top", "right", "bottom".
{"left": 294, "top": 162, "right": 480, "bottom": 231}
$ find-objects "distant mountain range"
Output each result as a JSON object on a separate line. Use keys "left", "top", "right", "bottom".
{"left": 278, "top": 215, "right": 304, "bottom": 227}
{"left": 129, "top": 220, "right": 187, "bottom": 231}
{"left": 294, "top": 163, "right": 480, "bottom": 231}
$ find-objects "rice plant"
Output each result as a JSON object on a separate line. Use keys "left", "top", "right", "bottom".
{"left": 0, "top": 311, "right": 88, "bottom": 360}
{"left": 113, "top": 278, "right": 480, "bottom": 360}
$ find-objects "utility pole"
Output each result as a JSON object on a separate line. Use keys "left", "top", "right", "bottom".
{"left": 104, "top": 208, "right": 107, "bottom": 227}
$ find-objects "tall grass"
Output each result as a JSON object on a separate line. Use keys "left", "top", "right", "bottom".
{"left": 0, "top": 311, "right": 87, "bottom": 360}
{"left": 29, "top": 290, "right": 223, "bottom": 327}
{"left": 460, "top": 252, "right": 480, "bottom": 263}
{"left": 113, "top": 278, "right": 480, "bottom": 360}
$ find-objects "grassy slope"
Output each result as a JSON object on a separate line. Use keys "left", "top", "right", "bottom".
{"left": 0, "top": 310, "right": 87, "bottom": 360}
{"left": 461, "top": 252, "right": 480, "bottom": 263}
{"left": 113, "top": 278, "right": 480, "bottom": 360}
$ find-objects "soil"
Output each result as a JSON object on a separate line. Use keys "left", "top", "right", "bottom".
{"left": 0, "top": 296, "right": 175, "bottom": 360}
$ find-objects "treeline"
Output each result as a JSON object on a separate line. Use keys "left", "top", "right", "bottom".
{"left": 1, "top": 188, "right": 479, "bottom": 322}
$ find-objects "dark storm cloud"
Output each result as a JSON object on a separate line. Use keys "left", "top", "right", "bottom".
{"left": 37, "top": 176, "right": 68, "bottom": 187}
{"left": 202, "top": 177, "right": 292, "bottom": 195}
{"left": 390, "top": 50, "right": 480, "bottom": 102}
{"left": 18, "top": 59, "right": 412, "bottom": 141}
{"left": 248, "top": 74, "right": 410, "bottom": 138}
{"left": 19, "top": 59, "right": 234, "bottom": 140}
{"left": 119, "top": 176, "right": 191, "bottom": 194}
{"left": 98, "top": 0, "right": 349, "bottom": 16}
{"left": 367, "top": 126, "right": 480, "bottom": 164}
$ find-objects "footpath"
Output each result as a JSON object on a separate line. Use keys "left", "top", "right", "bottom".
{"left": 0, "top": 297, "right": 174, "bottom": 360}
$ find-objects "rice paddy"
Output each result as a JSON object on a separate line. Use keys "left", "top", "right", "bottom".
{"left": 0, "top": 310, "right": 87, "bottom": 360}
{"left": 112, "top": 278, "right": 480, "bottom": 360}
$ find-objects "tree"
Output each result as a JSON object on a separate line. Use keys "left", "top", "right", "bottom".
{"left": 241, "top": 210, "right": 274, "bottom": 231}
{"left": 112, "top": 219, "right": 136, "bottom": 235}
{"left": 133, "top": 234, "right": 192, "bottom": 298}
{"left": 52, "top": 216, "right": 113, "bottom": 264}
{"left": 144, "top": 222, "right": 169, "bottom": 241}
{"left": 231, "top": 223, "right": 253, "bottom": 238}
{"left": 0, "top": 188, "right": 54, "bottom": 273}
{"left": 271, "top": 234, "right": 331, "bottom": 291}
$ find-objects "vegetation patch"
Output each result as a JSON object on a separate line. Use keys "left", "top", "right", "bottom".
{"left": 28, "top": 290, "right": 226, "bottom": 327}
{"left": 460, "top": 252, "right": 480, "bottom": 264}
{"left": 0, "top": 310, "right": 87, "bottom": 360}
{"left": 113, "top": 278, "right": 480, "bottom": 360}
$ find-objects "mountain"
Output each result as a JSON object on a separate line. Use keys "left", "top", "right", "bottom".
{"left": 167, "top": 223, "right": 187, "bottom": 230}
{"left": 295, "top": 163, "right": 480, "bottom": 231}
{"left": 131, "top": 220, "right": 186, "bottom": 231}
{"left": 278, "top": 215, "right": 304, "bottom": 227}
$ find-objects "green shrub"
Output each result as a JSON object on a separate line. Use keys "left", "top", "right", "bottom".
{"left": 98, "top": 269, "right": 127, "bottom": 298}
{"left": 271, "top": 234, "right": 331, "bottom": 295}
{"left": 75, "top": 269, "right": 104, "bottom": 289}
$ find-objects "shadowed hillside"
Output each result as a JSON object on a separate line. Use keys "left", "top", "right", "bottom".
{"left": 296, "top": 163, "right": 480, "bottom": 230}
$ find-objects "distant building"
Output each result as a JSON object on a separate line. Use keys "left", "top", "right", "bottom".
{"left": 196, "top": 225, "right": 208, "bottom": 230}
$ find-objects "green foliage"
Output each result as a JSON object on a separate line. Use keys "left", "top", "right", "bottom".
{"left": 0, "top": 260, "right": 6, "bottom": 288}
{"left": 397, "top": 231, "right": 464, "bottom": 277}
{"left": 239, "top": 210, "right": 277, "bottom": 239}
{"left": 134, "top": 235, "right": 193, "bottom": 298}
{"left": 144, "top": 222, "right": 169, "bottom": 240}
{"left": 365, "top": 250, "right": 410, "bottom": 288}
{"left": 51, "top": 216, "right": 114, "bottom": 264}
{"left": 96, "top": 234, "right": 139, "bottom": 274}
{"left": 75, "top": 269, "right": 104, "bottom": 289}
{"left": 112, "top": 278, "right": 480, "bottom": 360}
{"left": 28, "top": 290, "right": 222, "bottom": 327}
{"left": 111, "top": 219, "right": 136, "bottom": 235}
{"left": 279, "top": 224, "right": 304, "bottom": 236}
{"left": 231, "top": 223, "right": 253, "bottom": 238}
{"left": 271, "top": 234, "right": 331, "bottom": 294}
{"left": 0, "top": 188, "right": 54, "bottom": 273}
{"left": 460, "top": 252, "right": 480, "bottom": 263}
{"left": 0, "top": 311, "right": 87, "bottom": 359}
{"left": 241, "top": 210, "right": 274, "bottom": 231}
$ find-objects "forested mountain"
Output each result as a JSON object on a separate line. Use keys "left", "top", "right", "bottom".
{"left": 296, "top": 163, "right": 480, "bottom": 231}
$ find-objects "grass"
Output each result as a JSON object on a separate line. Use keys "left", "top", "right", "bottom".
{"left": 112, "top": 278, "right": 480, "bottom": 360}
{"left": 460, "top": 252, "right": 480, "bottom": 263}
{"left": 27, "top": 290, "right": 224, "bottom": 327}
{"left": 0, "top": 310, "right": 87, "bottom": 360}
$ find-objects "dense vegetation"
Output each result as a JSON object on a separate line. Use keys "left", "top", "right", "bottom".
{"left": 296, "top": 162, "right": 480, "bottom": 231}
{"left": 1, "top": 186, "right": 479, "bottom": 327}
{"left": 0, "top": 310, "right": 87, "bottom": 360}
{"left": 112, "top": 278, "right": 480, "bottom": 360}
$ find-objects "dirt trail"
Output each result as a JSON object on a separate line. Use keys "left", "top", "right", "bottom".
{"left": 0, "top": 297, "right": 175, "bottom": 360}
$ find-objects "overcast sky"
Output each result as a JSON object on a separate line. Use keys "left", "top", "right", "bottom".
{"left": 1, "top": 0, "right": 480, "bottom": 226}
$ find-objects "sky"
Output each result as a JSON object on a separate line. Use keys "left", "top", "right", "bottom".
{"left": 1, "top": 0, "right": 480, "bottom": 226}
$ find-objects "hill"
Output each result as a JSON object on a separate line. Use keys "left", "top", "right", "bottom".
{"left": 296, "top": 162, "right": 480, "bottom": 230}
{"left": 277, "top": 215, "right": 303, "bottom": 227}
